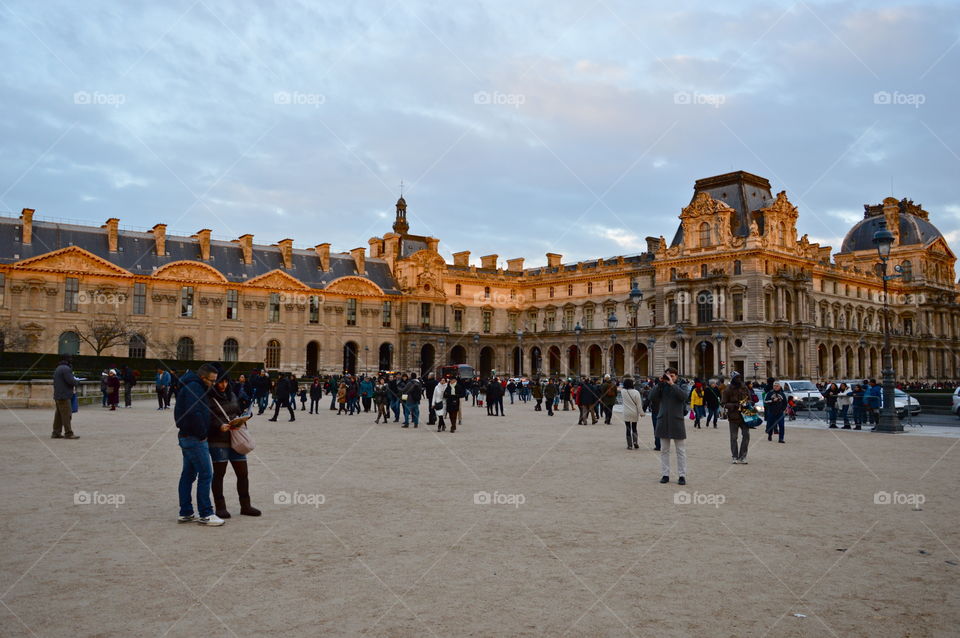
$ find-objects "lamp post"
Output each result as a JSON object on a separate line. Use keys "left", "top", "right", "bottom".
{"left": 516, "top": 329, "right": 524, "bottom": 377}
{"left": 675, "top": 324, "right": 685, "bottom": 376}
{"left": 714, "top": 332, "right": 725, "bottom": 377}
{"left": 698, "top": 340, "right": 708, "bottom": 379}
{"left": 872, "top": 220, "right": 903, "bottom": 432}
{"left": 473, "top": 333, "right": 480, "bottom": 372}
{"left": 646, "top": 337, "right": 656, "bottom": 378}
{"left": 607, "top": 311, "right": 618, "bottom": 377}
{"left": 629, "top": 283, "right": 644, "bottom": 375}
{"left": 766, "top": 336, "right": 774, "bottom": 378}
{"left": 574, "top": 322, "right": 583, "bottom": 377}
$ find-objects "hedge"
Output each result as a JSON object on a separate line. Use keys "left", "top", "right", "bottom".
{"left": 0, "top": 351, "right": 264, "bottom": 381}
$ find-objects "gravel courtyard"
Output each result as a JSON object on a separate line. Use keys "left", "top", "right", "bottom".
{"left": 1, "top": 398, "right": 958, "bottom": 637}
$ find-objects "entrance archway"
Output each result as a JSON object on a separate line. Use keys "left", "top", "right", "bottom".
{"left": 530, "top": 347, "right": 542, "bottom": 376}
{"left": 451, "top": 345, "right": 467, "bottom": 364}
{"left": 420, "top": 343, "right": 435, "bottom": 377}
{"left": 548, "top": 346, "right": 561, "bottom": 376}
{"left": 479, "top": 346, "right": 495, "bottom": 377}
{"left": 378, "top": 342, "right": 393, "bottom": 372}
{"left": 342, "top": 342, "right": 358, "bottom": 374}
{"left": 567, "top": 345, "right": 581, "bottom": 377}
{"left": 588, "top": 344, "right": 602, "bottom": 377}
{"left": 695, "top": 341, "right": 714, "bottom": 379}
{"left": 306, "top": 341, "right": 320, "bottom": 376}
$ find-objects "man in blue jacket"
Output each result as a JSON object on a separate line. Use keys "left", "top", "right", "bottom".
{"left": 155, "top": 367, "right": 171, "bottom": 410}
{"left": 174, "top": 363, "right": 224, "bottom": 526}
{"left": 865, "top": 379, "right": 883, "bottom": 431}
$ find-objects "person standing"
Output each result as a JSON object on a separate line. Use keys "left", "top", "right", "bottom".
{"left": 360, "top": 376, "right": 374, "bottom": 413}
{"left": 106, "top": 369, "right": 121, "bottom": 411}
{"left": 444, "top": 378, "right": 462, "bottom": 433}
{"left": 578, "top": 377, "right": 599, "bottom": 425}
{"left": 309, "top": 377, "right": 322, "bottom": 414}
{"left": 851, "top": 384, "right": 866, "bottom": 430}
{"left": 402, "top": 373, "right": 422, "bottom": 428}
{"left": 121, "top": 365, "right": 136, "bottom": 408}
{"left": 561, "top": 381, "right": 572, "bottom": 411}
{"left": 387, "top": 374, "right": 402, "bottom": 422}
{"left": 648, "top": 368, "right": 686, "bottom": 484}
{"left": 690, "top": 381, "right": 704, "bottom": 429}
{"left": 620, "top": 377, "right": 644, "bottom": 450}
{"left": 155, "top": 367, "right": 171, "bottom": 410}
{"left": 823, "top": 383, "right": 840, "bottom": 428}
{"left": 486, "top": 377, "right": 503, "bottom": 416}
{"left": 373, "top": 378, "right": 390, "bottom": 424}
{"left": 433, "top": 377, "right": 449, "bottom": 431}
{"left": 837, "top": 383, "right": 851, "bottom": 428}
{"left": 51, "top": 355, "right": 80, "bottom": 439}
{"left": 598, "top": 375, "right": 617, "bottom": 424}
{"left": 424, "top": 373, "right": 439, "bottom": 425}
{"left": 703, "top": 379, "right": 721, "bottom": 428}
{"left": 763, "top": 381, "right": 787, "bottom": 443}
{"left": 208, "top": 372, "right": 260, "bottom": 519}
{"left": 174, "top": 363, "right": 224, "bottom": 526}
{"left": 647, "top": 379, "right": 661, "bottom": 451}
{"left": 268, "top": 373, "right": 295, "bottom": 422}
{"left": 865, "top": 379, "right": 882, "bottom": 429}
{"left": 336, "top": 380, "right": 348, "bottom": 414}
{"left": 506, "top": 379, "right": 516, "bottom": 404}
{"left": 544, "top": 378, "right": 558, "bottom": 416}
{"left": 722, "top": 374, "right": 751, "bottom": 463}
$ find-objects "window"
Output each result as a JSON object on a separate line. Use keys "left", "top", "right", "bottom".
{"left": 58, "top": 331, "right": 80, "bottom": 355}
{"left": 0, "top": 272, "right": 5, "bottom": 306}
{"left": 697, "top": 291, "right": 713, "bottom": 323}
{"left": 180, "top": 286, "right": 194, "bottom": 318}
{"left": 346, "top": 298, "right": 357, "bottom": 326}
{"left": 382, "top": 300, "right": 392, "bottom": 328}
{"left": 668, "top": 299, "right": 678, "bottom": 324}
{"left": 733, "top": 260, "right": 742, "bottom": 275}
{"left": 176, "top": 336, "right": 194, "bottom": 360}
{"left": 563, "top": 308, "right": 574, "bottom": 330}
{"left": 64, "top": 277, "right": 79, "bottom": 312}
{"left": 223, "top": 338, "right": 239, "bottom": 361}
{"left": 733, "top": 293, "right": 744, "bottom": 322}
{"left": 904, "top": 318, "right": 913, "bottom": 336}
{"left": 567, "top": 283, "right": 573, "bottom": 296}
{"left": 545, "top": 311, "right": 555, "bottom": 331}
{"left": 420, "top": 302, "right": 431, "bottom": 328}
{"left": 549, "top": 286, "right": 555, "bottom": 299}
{"left": 453, "top": 308, "right": 463, "bottom": 332}
{"left": 484, "top": 286, "right": 490, "bottom": 300}
{"left": 482, "top": 310, "right": 492, "bottom": 333}
{"left": 901, "top": 260, "right": 913, "bottom": 282}
{"left": 133, "top": 283, "right": 146, "bottom": 315}
{"left": 268, "top": 292, "right": 280, "bottom": 322}
{"left": 764, "top": 293, "right": 773, "bottom": 321}
{"left": 309, "top": 295, "right": 320, "bottom": 324}
{"left": 587, "top": 282, "right": 593, "bottom": 295}
{"left": 670, "top": 268, "right": 676, "bottom": 282}
{"left": 699, "top": 221, "right": 711, "bottom": 247}
{"left": 265, "top": 339, "right": 281, "bottom": 368}
{"left": 455, "top": 283, "right": 462, "bottom": 296}
{"left": 584, "top": 306, "right": 595, "bottom": 329}
{"left": 531, "top": 289, "right": 536, "bottom": 301}
{"left": 508, "top": 314, "right": 517, "bottom": 332}
{"left": 128, "top": 333, "right": 146, "bottom": 358}
{"left": 607, "top": 280, "right": 614, "bottom": 293}
{"left": 778, "top": 221, "right": 787, "bottom": 247}
{"left": 701, "top": 264, "right": 708, "bottom": 278}
{"left": 226, "top": 290, "right": 238, "bottom": 320}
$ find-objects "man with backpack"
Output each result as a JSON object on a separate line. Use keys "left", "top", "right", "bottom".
{"left": 598, "top": 375, "right": 618, "bottom": 424}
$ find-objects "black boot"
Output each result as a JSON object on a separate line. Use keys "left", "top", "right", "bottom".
{"left": 212, "top": 462, "right": 231, "bottom": 518}
{"left": 232, "top": 460, "right": 261, "bottom": 516}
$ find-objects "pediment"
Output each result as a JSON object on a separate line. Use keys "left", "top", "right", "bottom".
{"left": 154, "top": 260, "right": 228, "bottom": 283}
{"left": 325, "top": 276, "right": 384, "bottom": 297}
{"left": 926, "top": 237, "right": 954, "bottom": 258}
{"left": 14, "top": 246, "right": 132, "bottom": 277}
{"left": 406, "top": 249, "right": 447, "bottom": 269}
{"left": 244, "top": 269, "right": 311, "bottom": 290}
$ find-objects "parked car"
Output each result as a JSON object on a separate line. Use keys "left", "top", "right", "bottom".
{"left": 893, "top": 388, "right": 921, "bottom": 418}
{"left": 953, "top": 387, "right": 960, "bottom": 418}
{"left": 776, "top": 380, "right": 825, "bottom": 411}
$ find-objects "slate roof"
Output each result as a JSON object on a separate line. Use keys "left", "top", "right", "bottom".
{"left": 839, "top": 207, "right": 944, "bottom": 253}
{"left": 671, "top": 171, "right": 774, "bottom": 246}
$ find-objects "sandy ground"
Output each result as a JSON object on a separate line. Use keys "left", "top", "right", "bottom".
{"left": 0, "top": 397, "right": 958, "bottom": 638}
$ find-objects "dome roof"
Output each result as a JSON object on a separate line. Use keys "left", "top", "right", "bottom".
{"left": 839, "top": 199, "right": 942, "bottom": 253}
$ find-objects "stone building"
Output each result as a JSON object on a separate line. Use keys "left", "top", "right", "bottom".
{"left": 1, "top": 171, "right": 958, "bottom": 382}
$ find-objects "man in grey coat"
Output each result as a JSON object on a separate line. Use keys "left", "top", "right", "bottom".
{"left": 52, "top": 355, "right": 80, "bottom": 439}
{"left": 648, "top": 367, "right": 686, "bottom": 484}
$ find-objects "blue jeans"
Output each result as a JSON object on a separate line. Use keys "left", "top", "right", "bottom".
{"left": 766, "top": 413, "right": 785, "bottom": 441}
{"left": 828, "top": 406, "right": 838, "bottom": 425}
{"left": 406, "top": 402, "right": 420, "bottom": 426}
{"left": 839, "top": 405, "right": 850, "bottom": 425}
{"left": 706, "top": 406, "right": 719, "bottom": 426}
{"left": 256, "top": 392, "right": 269, "bottom": 413}
{"left": 390, "top": 398, "right": 400, "bottom": 420}
{"left": 178, "top": 436, "right": 213, "bottom": 517}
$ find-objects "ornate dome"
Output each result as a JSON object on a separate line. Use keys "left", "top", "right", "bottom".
{"left": 839, "top": 198, "right": 942, "bottom": 253}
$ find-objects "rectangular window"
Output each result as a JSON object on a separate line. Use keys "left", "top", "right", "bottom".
{"left": 733, "top": 260, "right": 742, "bottom": 275}
{"left": 607, "top": 279, "right": 614, "bottom": 293}
{"left": 484, "top": 286, "right": 490, "bottom": 300}
{"left": 527, "top": 313, "right": 538, "bottom": 332}
{"left": 226, "top": 289, "right": 238, "bottom": 320}
{"left": 180, "top": 286, "right": 194, "bottom": 318}
{"left": 346, "top": 298, "right": 357, "bottom": 326}
{"left": 268, "top": 292, "right": 280, "bottom": 322}
{"left": 733, "top": 293, "right": 744, "bottom": 322}
{"left": 482, "top": 310, "right": 492, "bottom": 333}
{"left": 453, "top": 308, "right": 463, "bottom": 332}
{"left": 420, "top": 302, "right": 431, "bottom": 328}
{"left": 549, "top": 286, "right": 555, "bottom": 298}
{"left": 567, "top": 284, "right": 573, "bottom": 296}
{"left": 563, "top": 308, "right": 574, "bottom": 330}
{"left": 64, "top": 277, "right": 79, "bottom": 312}
{"left": 531, "top": 289, "right": 537, "bottom": 301}
{"left": 309, "top": 295, "right": 320, "bottom": 324}
{"left": 382, "top": 300, "right": 392, "bottom": 328}
{"left": 508, "top": 314, "right": 517, "bottom": 333}
{"left": 584, "top": 307, "right": 594, "bottom": 330}
{"left": 668, "top": 299, "right": 678, "bottom": 324}
{"left": 545, "top": 311, "right": 555, "bottom": 331}
{"left": 133, "top": 282, "right": 146, "bottom": 315}
{"left": 764, "top": 293, "right": 773, "bottom": 321}
{"left": 587, "top": 282, "right": 593, "bottom": 295}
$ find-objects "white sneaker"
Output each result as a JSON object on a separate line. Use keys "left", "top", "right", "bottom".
{"left": 177, "top": 514, "right": 197, "bottom": 523}
{"left": 197, "top": 514, "right": 225, "bottom": 526}
{"left": 732, "top": 458, "right": 739, "bottom": 464}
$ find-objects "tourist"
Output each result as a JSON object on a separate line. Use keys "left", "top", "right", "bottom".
{"left": 648, "top": 368, "right": 687, "bottom": 484}
{"left": 387, "top": 374, "right": 402, "bottom": 422}
{"left": 208, "top": 371, "right": 260, "bottom": 518}
{"left": 851, "top": 384, "right": 866, "bottom": 430}
{"left": 336, "top": 380, "right": 348, "bottom": 414}
{"left": 106, "top": 369, "right": 121, "bottom": 410}
{"left": 298, "top": 385, "right": 307, "bottom": 411}
{"left": 690, "top": 381, "right": 704, "bottom": 429}
{"left": 51, "top": 355, "right": 80, "bottom": 439}
{"left": 444, "top": 377, "right": 462, "bottom": 433}
{"left": 175, "top": 363, "right": 224, "bottom": 526}
{"left": 155, "top": 367, "right": 171, "bottom": 410}
{"left": 865, "top": 379, "right": 882, "bottom": 429}
{"left": 402, "top": 373, "right": 422, "bottom": 428}
{"left": 308, "top": 377, "right": 322, "bottom": 414}
{"left": 531, "top": 378, "right": 543, "bottom": 411}
{"left": 704, "top": 379, "right": 721, "bottom": 428}
{"left": 722, "top": 374, "right": 751, "bottom": 463}
{"left": 360, "top": 376, "right": 374, "bottom": 413}
{"left": 268, "top": 373, "right": 296, "bottom": 422}
{"left": 823, "top": 383, "right": 840, "bottom": 428}
{"left": 578, "top": 377, "right": 599, "bottom": 425}
{"left": 544, "top": 378, "right": 558, "bottom": 416}
{"left": 837, "top": 383, "right": 851, "bottom": 428}
{"left": 434, "top": 377, "right": 449, "bottom": 431}
{"left": 561, "top": 380, "right": 572, "bottom": 411}
{"left": 99, "top": 370, "right": 108, "bottom": 407}
{"left": 373, "top": 378, "right": 390, "bottom": 423}
{"left": 424, "top": 373, "right": 439, "bottom": 424}
{"left": 598, "top": 375, "right": 617, "bottom": 424}
{"left": 764, "top": 381, "right": 787, "bottom": 443}
{"left": 506, "top": 379, "right": 516, "bottom": 404}
{"left": 486, "top": 376, "right": 504, "bottom": 416}
{"left": 647, "top": 379, "right": 661, "bottom": 451}
{"left": 620, "top": 377, "right": 644, "bottom": 450}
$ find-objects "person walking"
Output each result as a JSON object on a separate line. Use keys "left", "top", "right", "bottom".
{"left": 336, "top": 380, "right": 348, "bottom": 414}
{"left": 578, "top": 377, "right": 599, "bottom": 425}
{"left": 531, "top": 378, "right": 543, "bottom": 411}
{"left": 763, "top": 381, "right": 787, "bottom": 443}
{"left": 106, "top": 369, "right": 121, "bottom": 411}
{"left": 373, "top": 378, "right": 390, "bottom": 423}
{"left": 598, "top": 375, "right": 617, "bottom": 424}
{"left": 51, "top": 355, "right": 80, "bottom": 439}
{"left": 402, "top": 373, "right": 422, "bottom": 428}
{"left": 722, "top": 374, "right": 752, "bottom": 463}
{"left": 544, "top": 378, "right": 558, "bottom": 416}
{"left": 561, "top": 381, "right": 572, "bottom": 411}
{"left": 648, "top": 368, "right": 686, "bottom": 484}
{"left": 703, "top": 379, "right": 721, "bottom": 428}
{"left": 387, "top": 374, "right": 402, "bottom": 422}
{"left": 690, "top": 381, "right": 705, "bottom": 429}
{"left": 268, "top": 373, "right": 295, "bottom": 422}
{"left": 620, "top": 377, "right": 644, "bottom": 450}
{"left": 208, "top": 372, "right": 260, "bottom": 519}
{"left": 433, "top": 377, "right": 449, "bottom": 431}
{"left": 443, "top": 377, "right": 462, "bottom": 433}
{"left": 155, "top": 367, "right": 171, "bottom": 410}
{"left": 506, "top": 380, "right": 516, "bottom": 404}
{"left": 174, "top": 363, "right": 224, "bottom": 526}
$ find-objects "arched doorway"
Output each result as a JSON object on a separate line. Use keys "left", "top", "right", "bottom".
{"left": 58, "top": 331, "right": 80, "bottom": 356}
{"left": 512, "top": 346, "right": 522, "bottom": 376}
{"left": 831, "top": 344, "right": 841, "bottom": 379}
{"left": 817, "top": 344, "right": 828, "bottom": 380}
{"left": 451, "top": 345, "right": 467, "bottom": 364}
{"left": 223, "top": 338, "right": 239, "bottom": 363}
{"left": 786, "top": 341, "right": 795, "bottom": 378}
{"left": 632, "top": 344, "right": 648, "bottom": 377}
{"left": 695, "top": 340, "right": 714, "bottom": 379}
{"left": 306, "top": 341, "right": 320, "bottom": 376}
{"left": 343, "top": 341, "right": 358, "bottom": 374}
{"left": 266, "top": 339, "right": 282, "bottom": 369}
{"left": 530, "top": 347, "right": 542, "bottom": 376}
{"left": 479, "top": 346, "right": 494, "bottom": 377}
{"left": 588, "top": 344, "right": 602, "bottom": 377}
{"left": 378, "top": 342, "right": 393, "bottom": 372}
{"left": 611, "top": 343, "right": 625, "bottom": 376}
{"left": 845, "top": 346, "right": 854, "bottom": 379}
{"left": 420, "top": 343, "right": 435, "bottom": 377}
{"left": 567, "top": 345, "right": 581, "bottom": 377}
{"left": 548, "top": 346, "right": 561, "bottom": 376}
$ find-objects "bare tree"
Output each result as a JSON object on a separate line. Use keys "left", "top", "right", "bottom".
{"left": 0, "top": 320, "right": 30, "bottom": 353}
{"left": 73, "top": 316, "right": 134, "bottom": 356}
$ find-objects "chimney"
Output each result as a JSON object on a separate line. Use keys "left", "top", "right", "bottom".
{"left": 151, "top": 224, "right": 167, "bottom": 256}
{"left": 236, "top": 234, "right": 254, "bottom": 265}
{"left": 368, "top": 237, "right": 381, "bottom": 258}
{"left": 480, "top": 254, "right": 498, "bottom": 269}
{"left": 20, "top": 208, "right": 34, "bottom": 245}
{"left": 195, "top": 229, "right": 212, "bottom": 261}
{"left": 452, "top": 251, "right": 471, "bottom": 267}
{"left": 103, "top": 218, "right": 119, "bottom": 252}
{"left": 426, "top": 237, "right": 440, "bottom": 253}
{"left": 546, "top": 253, "right": 562, "bottom": 268}
{"left": 350, "top": 247, "right": 366, "bottom": 275}
{"left": 506, "top": 257, "right": 525, "bottom": 272}
{"left": 315, "top": 243, "right": 330, "bottom": 271}
{"left": 278, "top": 238, "right": 294, "bottom": 269}
{"left": 645, "top": 236, "right": 659, "bottom": 254}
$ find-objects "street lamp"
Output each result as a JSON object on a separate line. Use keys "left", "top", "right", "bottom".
{"left": 574, "top": 322, "right": 583, "bottom": 377}
{"left": 607, "top": 311, "right": 618, "bottom": 377}
{"left": 714, "top": 333, "right": 725, "bottom": 376}
{"left": 629, "top": 283, "right": 644, "bottom": 375}
{"left": 873, "top": 220, "right": 903, "bottom": 433}
{"left": 675, "top": 324, "right": 685, "bottom": 376}
{"left": 699, "top": 340, "right": 708, "bottom": 379}
{"left": 516, "top": 329, "right": 524, "bottom": 377}
{"left": 646, "top": 337, "right": 656, "bottom": 378}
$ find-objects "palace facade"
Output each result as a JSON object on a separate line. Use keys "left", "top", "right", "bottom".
{"left": 1, "top": 171, "right": 958, "bottom": 382}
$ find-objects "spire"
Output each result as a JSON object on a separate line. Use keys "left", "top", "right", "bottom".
{"left": 393, "top": 182, "right": 409, "bottom": 235}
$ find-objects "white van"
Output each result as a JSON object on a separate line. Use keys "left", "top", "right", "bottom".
{"left": 776, "top": 380, "right": 825, "bottom": 410}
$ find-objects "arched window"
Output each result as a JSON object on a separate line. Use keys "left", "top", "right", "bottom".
{"left": 266, "top": 339, "right": 281, "bottom": 368}
{"left": 176, "top": 337, "right": 194, "bottom": 361}
{"left": 698, "top": 222, "right": 711, "bottom": 248}
{"left": 223, "top": 338, "right": 239, "bottom": 362}
{"left": 128, "top": 333, "right": 146, "bottom": 358}
{"left": 58, "top": 331, "right": 80, "bottom": 356}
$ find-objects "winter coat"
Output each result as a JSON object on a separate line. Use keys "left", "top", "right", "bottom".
{"left": 208, "top": 385, "right": 240, "bottom": 447}
{"left": 53, "top": 362, "right": 78, "bottom": 400}
{"left": 174, "top": 370, "right": 211, "bottom": 440}
{"left": 432, "top": 383, "right": 449, "bottom": 417}
{"left": 722, "top": 385, "right": 751, "bottom": 426}
{"left": 598, "top": 381, "right": 618, "bottom": 407}
{"left": 620, "top": 388, "right": 644, "bottom": 422}
{"left": 649, "top": 382, "right": 687, "bottom": 440}
{"left": 444, "top": 382, "right": 462, "bottom": 413}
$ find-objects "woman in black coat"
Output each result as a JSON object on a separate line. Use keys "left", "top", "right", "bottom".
{"left": 763, "top": 381, "right": 787, "bottom": 443}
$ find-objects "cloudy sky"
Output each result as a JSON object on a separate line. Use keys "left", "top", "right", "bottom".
{"left": 1, "top": 1, "right": 958, "bottom": 267}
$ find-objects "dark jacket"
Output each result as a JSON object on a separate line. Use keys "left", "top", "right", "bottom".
{"left": 444, "top": 383, "right": 462, "bottom": 412}
{"left": 649, "top": 382, "right": 687, "bottom": 440}
{"left": 404, "top": 379, "right": 423, "bottom": 402}
{"left": 53, "top": 362, "right": 78, "bottom": 400}
{"left": 763, "top": 389, "right": 787, "bottom": 420}
{"left": 208, "top": 385, "right": 240, "bottom": 446}
{"left": 599, "top": 381, "right": 617, "bottom": 406}
{"left": 174, "top": 371, "right": 211, "bottom": 440}
{"left": 721, "top": 385, "right": 751, "bottom": 425}
{"left": 486, "top": 380, "right": 502, "bottom": 398}
{"left": 309, "top": 382, "right": 323, "bottom": 400}
{"left": 703, "top": 385, "right": 721, "bottom": 409}
{"left": 544, "top": 382, "right": 558, "bottom": 399}
{"left": 579, "top": 382, "right": 599, "bottom": 404}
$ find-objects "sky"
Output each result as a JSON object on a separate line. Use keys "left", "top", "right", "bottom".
{"left": 1, "top": 0, "right": 959, "bottom": 268}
